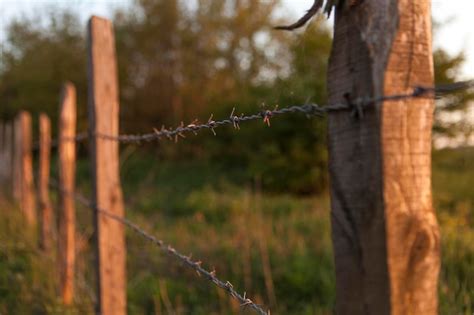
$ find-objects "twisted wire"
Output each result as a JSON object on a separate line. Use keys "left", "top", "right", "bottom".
{"left": 50, "top": 180, "right": 269, "bottom": 315}
{"left": 92, "top": 80, "right": 474, "bottom": 144}
{"left": 35, "top": 79, "right": 474, "bottom": 147}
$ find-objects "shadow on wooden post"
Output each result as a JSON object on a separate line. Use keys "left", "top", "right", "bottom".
{"left": 38, "top": 113, "right": 54, "bottom": 252}
{"left": 58, "top": 82, "right": 77, "bottom": 305}
{"left": 87, "top": 16, "right": 127, "bottom": 315}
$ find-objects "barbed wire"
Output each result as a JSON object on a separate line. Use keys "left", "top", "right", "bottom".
{"left": 91, "top": 80, "right": 474, "bottom": 144}
{"left": 34, "top": 79, "right": 474, "bottom": 148}
{"left": 49, "top": 180, "right": 269, "bottom": 315}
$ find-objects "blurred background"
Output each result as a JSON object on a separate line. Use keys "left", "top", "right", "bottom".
{"left": 0, "top": 0, "right": 473, "bottom": 314}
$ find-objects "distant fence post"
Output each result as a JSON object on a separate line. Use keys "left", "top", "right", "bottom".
{"left": 326, "top": 0, "right": 439, "bottom": 314}
{"left": 15, "top": 111, "right": 36, "bottom": 225}
{"left": 13, "top": 116, "right": 22, "bottom": 201}
{"left": 0, "top": 122, "right": 5, "bottom": 188}
{"left": 1, "top": 122, "right": 13, "bottom": 195}
{"left": 87, "top": 16, "right": 127, "bottom": 315}
{"left": 58, "top": 83, "right": 77, "bottom": 305}
{"left": 39, "top": 113, "right": 53, "bottom": 252}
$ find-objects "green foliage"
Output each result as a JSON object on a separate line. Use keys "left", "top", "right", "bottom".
{"left": 0, "top": 12, "right": 87, "bottom": 134}
{"left": 0, "top": 202, "right": 86, "bottom": 314}
{"left": 433, "top": 148, "right": 474, "bottom": 314}
{"left": 433, "top": 49, "right": 474, "bottom": 142}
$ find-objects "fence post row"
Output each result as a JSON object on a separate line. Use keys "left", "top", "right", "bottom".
{"left": 327, "top": 0, "right": 439, "bottom": 314}
{"left": 87, "top": 16, "right": 127, "bottom": 315}
{"left": 58, "top": 83, "right": 77, "bottom": 305}
{"left": 39, "top": 113, "right": 53, "bottom": 252}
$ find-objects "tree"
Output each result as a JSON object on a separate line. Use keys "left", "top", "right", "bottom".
{"left": 433, "top": 49, "right": 474, "bottom": 145}
{"left": 114, "top": 0, "right": 287, "bottom": 131}
{"left": 0, "top": 12, "right": 86, "bottom": 133}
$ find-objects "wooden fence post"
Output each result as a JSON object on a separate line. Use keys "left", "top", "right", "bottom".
{"left": 87, "top": 16, "right": 127, "bottom": 315}
{"left": 13, "top": 116, "right": 22, "bottom": 201}
{"left": 0, "top": 122, "right": 5, "bottom": 188}
{"left": 15, "top": 111, "right": 36, "bottom": 225}
{"left": 39, "top": 113, "right": 53, "bottom": 252}
{"left": 3, "top": 122, "right": 13, "bottom": 196}
{"left": 58, "top": 83, "right": 77, "bottom": 305}
{"left": 327, "top": 0, "right": 439, "bottom": 314}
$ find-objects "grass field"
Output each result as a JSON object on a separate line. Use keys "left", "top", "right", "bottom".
{"left": 0, "top": 147, "right": 473, "bottom": 314}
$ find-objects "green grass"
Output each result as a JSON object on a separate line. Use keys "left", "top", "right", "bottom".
{"left": 434, "top": 148, "right": 474, "bottom": 314}
{"left": 0, "top": 147, "right": 473, "bottom": 314}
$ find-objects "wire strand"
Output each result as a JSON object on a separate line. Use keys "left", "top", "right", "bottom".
{"left": 50, "top": 180, "right": 269, "bottom": 315}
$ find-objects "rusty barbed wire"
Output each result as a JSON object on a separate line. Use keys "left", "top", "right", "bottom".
{"left": 91, "top": 80, "right": 474, "bottom": 144}
{"left": 34, "top": 79, "right": 474, "bottom": 148}
{"left": 49, "top": 180, "right": 269, "bottom": 315}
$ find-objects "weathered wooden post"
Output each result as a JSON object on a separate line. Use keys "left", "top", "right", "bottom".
{"left": 38, "top": 113, "right": 53, "bottom": 252}
{"left": 87, "top": 16, "right": 127, "bottom": 315}
{"left": 15, "top": 111, "right": 36, "bottom": 225}
{"left": 58, "top": 82, "right": 77, "bottom": 305}
{"left": 327, "top": 0, "right": 439, "bottom": 314}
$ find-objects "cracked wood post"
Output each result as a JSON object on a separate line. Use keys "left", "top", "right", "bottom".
{"left": 58, "top": 83, "right": 77, "bottom": 305}
{"left": 15, "top": 111, "right": 36, "bottom": 225}
{"left": 327, "top": 0, "right": 439, "bottom": 314}
{"left": 39, "top": 113, "right": 53, "bottom": 252}
{"left": 87, "top": 16, "right": 127, "bottom": 315}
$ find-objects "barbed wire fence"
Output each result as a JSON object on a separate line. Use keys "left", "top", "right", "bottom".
{"left": 22, "top": 79, "right": 470, "bottom": 314}
{"left": 2, "top": 48, "right": 473, "bottom": 314}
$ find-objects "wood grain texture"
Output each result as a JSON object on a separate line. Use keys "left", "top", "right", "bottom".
{"left": 16, "top": 111, "right": 36, "bottom": 225}
{"left": 87, "top": 16, "right": 127, "bottom": 315}
{"left": 58, "top": 83, "right": 77, "bottom": 305}
{"left": 327, "top": 0, "right": 439, "bottom": 314}
{"left": 39, "top": 113, "right": 53, "bottom": 252}
{"left": 382, "top": 1, "right": 440, "bottom": 314}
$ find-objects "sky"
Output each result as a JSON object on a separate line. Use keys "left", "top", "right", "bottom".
{"left": 1, "top": 0, "right": 473, "bottom": 78}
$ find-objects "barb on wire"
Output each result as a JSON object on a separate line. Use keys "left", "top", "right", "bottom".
{"left": 93, "top": 80, "right": 474, "bottom": 144}
{"left": 36, "top": 79, "right": 474, "bottom": 147}
{"left": 50, "top": 180, "right": 269, "bottom": 315}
